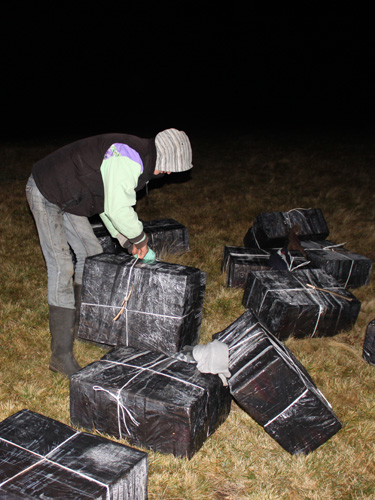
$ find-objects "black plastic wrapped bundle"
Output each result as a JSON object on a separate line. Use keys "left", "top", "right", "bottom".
{"left": 222, "top": 245, "right": 310, "bottom": 288}
{"left": 78, "top": 253, "right": 206, "bottom": 355}
{"left": 213, "top": 310, "right": 342, "bottom": 454}
{"left": 221, "top": 246, "right": 271, "bottom": 288}
{"left": 363, "top": 319, "right": 375, "bottom": 365}
{"left": 142, "top": 218, "right": 189, "bottom": 256}
{"left": 243, "top": 208, "right": 329, "bottom": 249}
{"left": 89, "top": 216, "right": 190, "bottom": 257}
{"left": 0, "top": 409, "right": 148, "bottom": 499}
{"left": 89, "top": 216, "right": 122, "bottom": 254}
{"left": 242, "top": 269, "right": 361, "bottom": 340}
{"left": 301, "top": 240, "right": 372, "bottom": 289}
{"left": 70, "top": 346, "right": 232, "bottom": 459}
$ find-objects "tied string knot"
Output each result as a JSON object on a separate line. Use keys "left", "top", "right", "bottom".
{"left": 305, "top": 283, "right": 353, "bottom": 301}
{"left": 113, "top": 256, "right": 138, "bottom": 322}
{"left": 93, "top": 385, "right": 140, "bottom": 437}
{"left": 113, "top": 285, "right": 134, "bottom": 321}
{"left": 93, "top": 356, "right": 205, "bottom": 439}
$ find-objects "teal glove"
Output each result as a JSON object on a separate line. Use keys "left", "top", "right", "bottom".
{"left": 134, "top": 248, "right": 156, "bottom": 264}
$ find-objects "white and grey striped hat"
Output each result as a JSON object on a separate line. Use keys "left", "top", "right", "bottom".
{"left": 155, "top": 128, "right": 193, "bottom": 173}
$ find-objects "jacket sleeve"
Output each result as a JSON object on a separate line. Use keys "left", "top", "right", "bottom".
{"left": 99, "top": 156, "right": 147, "bottom": 247}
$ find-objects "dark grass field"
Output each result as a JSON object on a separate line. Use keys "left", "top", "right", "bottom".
{"left": 1, "top": 120, "right": 375, "bottom": 498}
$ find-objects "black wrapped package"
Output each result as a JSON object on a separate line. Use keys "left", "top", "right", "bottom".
{"left": 70, "top": 346, "right": 232, "bottom": 459}
{"left": 222, "top": 246, "right": 270, "bottom": 288}
{"left": 142, "top": 218, "right": 189, "bottom": 256}
{"left": 213, "top": 310, "right": 342, "bottom": 454}
{"left": 0, "top": 409, "right": 148, "bottom": 499}
{"left": 243, "top": 269, "right": 361, "bottom": 340}
{"left": 363, "top": 319, "right": 375, "bottom": 365}
{"left": 243, "top": 208, "right": 329, "bottom": 249}
{"left": 301, "top": 240, "right": 372, "bottom": 289}
{"left": 89, "top": 215, "right": 122, "bottom": 254}
{"left": 222, "top": 246, "right": 310, "bottom": 288}
{"left": 78, "top": 253, "right": 206, "bottom": 355}
{"left": 89, "top": 216, "right": 189, "bottom": 257}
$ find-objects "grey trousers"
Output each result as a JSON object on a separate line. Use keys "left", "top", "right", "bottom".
{"left": 26, "top": 175, "right": 103, "bottom": 308}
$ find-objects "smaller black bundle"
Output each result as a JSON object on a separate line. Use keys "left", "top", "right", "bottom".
{"left": 222, "top": 246, "right": 271, "bottom": 288}
{"left": 89, "top": 216, "right": 190, "bottom": 257}
{"left": 142, "top": 218, "right": 189, "bottom": 256}
{"left": 363, "top": 319, "right": 375, "bottom": 365}
{"left": 0, "top": 409, "right": 148, "bottom": 499}
{"left": 222, "top": 245, "right": 311, "bottom": 288}
{"left": 301, "top": 240, "right": 372, "bottom": 289}
{"left": 244, "top": 208, "right": 329, "bottom": 249}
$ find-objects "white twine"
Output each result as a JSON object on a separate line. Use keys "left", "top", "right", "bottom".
{"left": 93, "top": 355, "right": 205, "bottom": 439}
{"left": 120, "top": 256, "right": 138, "bottom": 345}
{"left": 227, "top": 249, "right": 310, "bottom": 273}
{"left": 250, "top": 227, "right": 261, "bottom": 249}
{"left": 264, "top": 389, "right": 309, "bottom": 428}
{"left": 0, "top": 432, "right": 110, "bottom": 499}
{"left": 284, "top": 207, "right": 312, "bottom": 229}
{"left": 227, "top": 252, "right": 270, "bottom": 258}
{"left": 82, "top": 303, "right": 192, "bottom": 320}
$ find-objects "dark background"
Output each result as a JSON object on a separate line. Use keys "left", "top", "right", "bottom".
{"left": 2, "top": 6, "right": 375, "bottom": 141}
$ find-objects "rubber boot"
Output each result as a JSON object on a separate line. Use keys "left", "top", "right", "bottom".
{"left": 49, "top": 305, "right": 82, "bottom": 378}
{"left": 73, "top": 283, "right": 82, "bottom": 339}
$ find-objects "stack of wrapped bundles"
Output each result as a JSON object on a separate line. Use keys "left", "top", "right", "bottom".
{"left": 363, "top": 319, "right": 375, "bottom": 365}
{"left": 89, "top": 216, "right": 189, "bottom": 257}
{"left": 0, "top": 409, "right": 148, "bottom": 499}
{"left": 243, "top": 208, "right": 329, "bottom": 249}
{"left": 213, "top": 310, "right": 342, "bottom": 454}
{"left": 300, "top": 240, "right": 372, "bottom": 289}
{"left": 142, "top": 218, "right": 189, "bottom": 256}
{"left": 222, "top": 245, "right": 310, "bottom": 288}
{"left": 78, "top": 253, "right": 206, "bottom": 355}
{"left": 70, "top": 346, "right": 232, "bottom": 459}
{"left": 242, "top": 268, "right": 361, "bottom": 340}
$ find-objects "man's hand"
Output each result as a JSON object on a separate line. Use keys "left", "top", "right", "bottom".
{"left": 132, "top": 244, "right": 148, "bottom": 260}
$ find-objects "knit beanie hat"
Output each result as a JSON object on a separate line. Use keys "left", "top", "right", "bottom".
{"left": 155, "top": 128, "right": 193, "bottom": 173}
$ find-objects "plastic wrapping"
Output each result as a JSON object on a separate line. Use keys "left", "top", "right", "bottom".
{"left": 0, "top": 409, "right": 148, "bottom": 499}
{"left": 242, "top": 269, "right": 361, "bottom": 340}
{"left": 222, "top": 245, "right": 310, "bottom": 288}
{"left": 89, "top": 216, "right": 189, "bottom": 257}
{"left": 70, "top": 346, "right": 232, "bottom": 459}
{"left": 78, "top": 253, "right": 206, "bottom": 355}
{"left": 363, "top": 319, "right": 375, "bottom": 365}
{"left": 213, "top": 310, "right": 342, "bottom": 454}
{"left": 142, "top": 218, "right": 189, "bottom": 256}
{"left": 301, "top": 240, "right": 372, "bottom": 289}
{"left": 243, "top": 208, "right": 329, "bottom": 249}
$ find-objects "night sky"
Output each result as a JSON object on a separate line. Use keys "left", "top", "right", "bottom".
{"left": 2, "top": 7, "right": 375, "bottom": 140}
